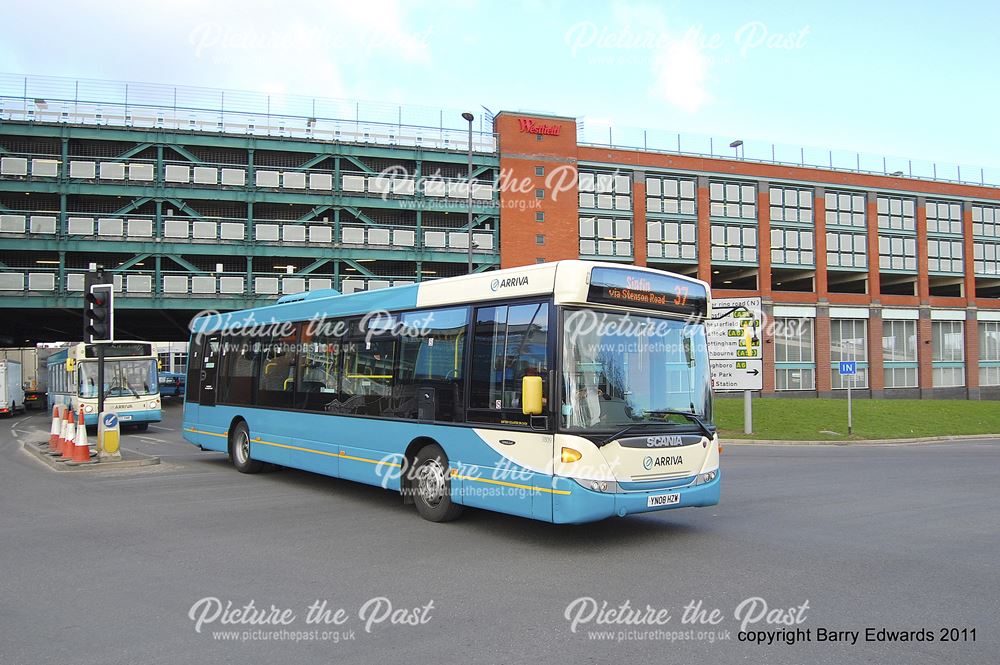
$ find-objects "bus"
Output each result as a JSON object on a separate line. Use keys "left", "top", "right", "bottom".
{"left": 47, "top": 342, "right": 162, "bottom": 430}
{"left": 182, "top": 260, "right": 719, "bottom": 524}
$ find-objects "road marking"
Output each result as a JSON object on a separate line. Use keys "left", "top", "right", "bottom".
{"left": 135, "top": 436, "right": 169, "bottom": 444}
{"left": 149, "top": 425, "right": 174, "bottom": 432}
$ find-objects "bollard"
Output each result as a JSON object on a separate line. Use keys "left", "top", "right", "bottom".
{"left": 72, "top": 408, "right": 91, "bottom": 463}
{"left": 59, "top": 410, "right": 75, "bottom": 461}
{"left": 97, "top": 411, "right": 122, "bottom": 462}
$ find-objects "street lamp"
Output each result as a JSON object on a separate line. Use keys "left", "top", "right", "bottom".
{"left": 730, "top": 139, "right": 743, "bottom": 158}
{"left": 462, "top": 112, "right": 474, "bottom": 274}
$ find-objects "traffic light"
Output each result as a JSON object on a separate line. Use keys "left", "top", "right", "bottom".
{"left": 84, "top": 278, "right": 114, "bottom": 343}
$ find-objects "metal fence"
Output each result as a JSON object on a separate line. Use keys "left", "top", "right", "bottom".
{"left": 578, "top": 123, "right": 1000, "bottom": 189}
{"left": 0, "top": 73, "right": 497, "bottom": 153}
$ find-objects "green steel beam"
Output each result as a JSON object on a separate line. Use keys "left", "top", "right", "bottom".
{"left": 112, "top": 143, "right": 154, "bottom": 161}
{"left": 0, "top": 237, "right": 501, "bottom": 264}
{"left": 342, "top": 155, "right": 375, "bottom": 174}
{"left": 164, "top": 198, "right": 204, "bottom": 219}
{"left": 294, "top": 154, "right": 330, "bottom": 171}
{"left": 0, "top": 122, "right": 498, "bottom": 166}
{"left": 168, "top": 255, "right": 207, "bottom": 275}
{"left": 298, "top": 204, "right": 332, "bottom": 223}
{"left": 108, "top": 253, "right": 151, "bottom": 273}
{"left": 111, "top": 196, "right": 152, "bottom": 217}
{"left": 167, "top": 145, "right": 204, "bottom": 165}
{"left": 342, "top": 206, "right": 379, "bottom": 227}
{"left": 295, "top": 258, "right": 330, "bottom": 276}
{"left": 0, "top": 180, "right": 499, "bottom": 215}
{"left": 341, "top": 258, "right": 374, "bottom": 278}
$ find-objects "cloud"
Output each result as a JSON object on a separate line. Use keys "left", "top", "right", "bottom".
{"left": 650, "top": 38, "right": 710, "bottom": 114}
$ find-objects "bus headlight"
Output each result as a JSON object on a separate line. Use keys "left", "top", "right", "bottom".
{"left": 84, "top": 405, "right": 94, "bottom": 413}
{"left": 693, "top": 470, "right": 718, "bottom": 486}
{"left": 589, "top": 480, "right": 609, "bottom": 492}
{"left": 147, "top": 400, "right": 158, "bottom": 408}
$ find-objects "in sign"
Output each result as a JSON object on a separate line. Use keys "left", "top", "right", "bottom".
{"left": 839, "top": 361, "right": 857, "bottom": 376}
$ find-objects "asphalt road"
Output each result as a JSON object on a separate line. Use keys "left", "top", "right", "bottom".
{"left": 1, "top": 400, "right": 998, "bottom": 665}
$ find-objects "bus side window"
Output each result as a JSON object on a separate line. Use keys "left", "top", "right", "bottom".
{"left": 296, "top": 329, "right": 342, "bottom": 412}
{"left": 257, "top": 325, "right": 300, "bottom": 409}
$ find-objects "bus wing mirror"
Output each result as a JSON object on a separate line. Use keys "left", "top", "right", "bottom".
{"left": 522, "top": 375, "right": 543, "bottom": 415}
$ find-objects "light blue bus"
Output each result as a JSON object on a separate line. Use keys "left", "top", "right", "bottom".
{"left": 182, "top": 260, "right": 720, "bottom": 524}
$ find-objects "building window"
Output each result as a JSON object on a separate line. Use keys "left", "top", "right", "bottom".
{"left": 646, "top": 176, "right": 696, "bottom": 215}
{"left": 973, "top": 242, "right": 1000, "bottom": 276}
{"left": 770, "top": 227, "right": 815, "bottom": 266}
{"left": 710, "top": 223, "right": 757, "bottom": 263}
{"left": 826, "top": 232, "right": 868, "bottom": 269}
{"left": 536, "top": 234, "right": 545, "bottom": 245}
{"left": 882, "top": 319, "right": 918, "bottom": 388}
{"left": 878, "top": 235, "right": 917, "bottom": 271}
{"left": 978, "top": 321, "right": 1000, "bottom": 386}
{"left": 535, "top": 166, "right": 544, "bottom": 176}
{"left": 774, "top": 318, "right": 815, "bottom": 391}
{"left": 769, "top": 186, "right": 813, "bottom": 224}
{"left": 830, "top": 319, "right": 868, "bottom": 389}
{"left": 647, "top": 220, "right": 697, "bottom": 262}
{"left": 536, "top": 257, "right": 545, "bottom": 264}
{"left": 579, "top": 170, "right": 631, "bottom": 211}
{"left": 932, "top": 320, "right": 965, "bottom": 387}
{"left": 927, "top": 238, "right": 964, "bottom": 274}
{"left": 709, "top": 181, "right": 756, "bottom": 220}
{"left": 579, "top": 217, "right": 632, "bottom": 257}
{"left": 972, "top": 204, "right": 1000, "bottom": 238}
{"left": 877, "top": 195, "right": 916, "bottom": 232}
{"left": 535, "top": 188, "right": 544, "bottom": 200}
{"left": 825, "top": 190, "right": 866, "bottom": 228}
{"left": 927, "top": 200, "right": 962, "bottom": 235}
{"left": 535, "top": 212, "right": 544, "bottom": 222}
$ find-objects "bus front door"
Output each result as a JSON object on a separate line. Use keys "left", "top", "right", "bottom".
{"left": 199, "top": 335, "right": 221, "bottom": 408}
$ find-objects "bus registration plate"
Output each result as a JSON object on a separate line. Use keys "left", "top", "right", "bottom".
{"left": 648, "top": 493, "right": 680, "bottom": 507}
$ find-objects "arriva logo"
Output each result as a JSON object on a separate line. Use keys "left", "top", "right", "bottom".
{"left": 490, "top": 276, "right": 529, "bottom": 292}
{"left": 643, "top": 456, "right": 653, "bottom": 470}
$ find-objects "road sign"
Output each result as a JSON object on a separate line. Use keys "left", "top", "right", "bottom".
{"left": 706, "top": 297, "right": 763, "bottom": 391}
{"left": 710, "top": 359, "right": 763, "bottom": 391}
{"left": 839, "top": 361, "right": 857, "bottom": 376}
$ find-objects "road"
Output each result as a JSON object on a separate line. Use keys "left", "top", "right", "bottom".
{"left": 1, "top": 400, "right": 998, "bottom": 665}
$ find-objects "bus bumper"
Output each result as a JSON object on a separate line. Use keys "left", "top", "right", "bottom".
{"left": 552, "top": 472, "right": 720, "bottom": 524}
{"left": 83, "top": 409, "right": 162, "bottom": 426}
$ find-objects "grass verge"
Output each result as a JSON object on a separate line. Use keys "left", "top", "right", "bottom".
{"left": 714, "top": 397, "right": 1000, "bottom": 441}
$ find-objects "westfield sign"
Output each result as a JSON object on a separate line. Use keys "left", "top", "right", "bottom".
{"left": 518, "top": 118, "right": 562, "bottom": 136}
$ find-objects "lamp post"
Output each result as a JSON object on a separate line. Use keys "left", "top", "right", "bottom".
{"left": 730, "top": 139, "right": 743, "bottom": 158}
{"left": 462, "top": 112, "right": 474, "bottom": 274}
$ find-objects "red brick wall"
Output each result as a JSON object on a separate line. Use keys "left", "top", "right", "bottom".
{"left": 757, "top": 184, "right": 772, "bottom": 296}
{"left": 814, "top": 190, "right": 828, "bottom": 299}
{"left": 966, "top": 316, "right": 979, "bottom": 391}
{"left": 815, "top": 314, "right": 832, "bottom": 393}
{"left": 918, "top": 316, "right": 934, "bottom": 390}
{"left": 868, "top": 312, "right": 885, "bottom": 391}
{"left": 632, "top": 175, "right": 647, "bottom": 266}
{"left": 495, "top": 112, "right": 578, "bottom": 268}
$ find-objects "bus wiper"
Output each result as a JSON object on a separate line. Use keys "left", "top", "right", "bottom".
{"left": 642, "top": 410, "right": 715, "bottom": 440}
{"left": 599, "top": 422, "right": 677, "bottom": 446}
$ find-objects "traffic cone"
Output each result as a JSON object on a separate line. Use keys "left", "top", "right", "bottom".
{"left": 72, "top": 408, "right": 90, "bottom": 463}
{"left": 59, "top": 410, "right": 75, "bottom": 460}
{"left": 48, "top": 405, "right": 62, "bottom": 449}
{"left": 56, "top": 407, "right": 69, "bottom": 456}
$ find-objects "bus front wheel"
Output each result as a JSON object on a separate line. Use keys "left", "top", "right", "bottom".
{"left": 412, "top": 444, "right": 463, "bottom": 523}
{"left": 230, "top": 421, "right": 264, "bottom": 474}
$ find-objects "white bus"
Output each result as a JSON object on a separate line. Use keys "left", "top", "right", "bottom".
{"left": 47, "top": 342, "right": 162, "bottom": 430}
{"left": 183, "top": 260, "right": 719, "bottom": 524}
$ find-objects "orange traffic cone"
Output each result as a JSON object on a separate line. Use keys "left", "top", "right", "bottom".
{"left": 72, "top": 408, "right": 90, "bottom": 463}
{"left": 59, "top": 410, "right": 75, "bottom": 460}
{"left": 48, "top": 405, "right": 62, "bottom": 449}
{"left": 55, "top": 407, "right": 69, "bottom": 456}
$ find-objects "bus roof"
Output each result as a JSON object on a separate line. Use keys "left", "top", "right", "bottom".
{"left": 191, "top": 260, "right": 712, "bottom": 333}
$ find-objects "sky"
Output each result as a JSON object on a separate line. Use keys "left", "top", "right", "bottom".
{"left": 1, "top": 0, "right": 998, "bottom": 173}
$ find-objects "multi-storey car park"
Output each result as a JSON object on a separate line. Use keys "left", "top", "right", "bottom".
{"left": 2, "top": 74, "right": 1000, "bottom": 400}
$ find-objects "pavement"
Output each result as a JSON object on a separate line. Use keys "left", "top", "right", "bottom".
{"left": 0, "top": 400, "right": 998, "bottom": 665}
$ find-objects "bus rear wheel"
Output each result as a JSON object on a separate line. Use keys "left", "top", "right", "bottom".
{"left": 412, "top": 444, "right": 463, "bottom": 522}
{"left": 230, "top": 421, "right": 264, "bottom": 474}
